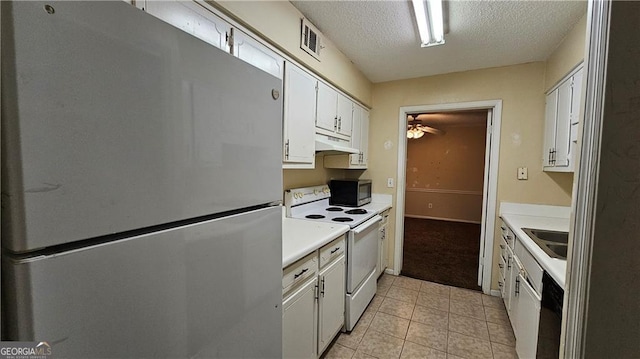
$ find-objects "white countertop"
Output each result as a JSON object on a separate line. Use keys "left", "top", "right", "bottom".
{"left": 360, "top": 201, "right": 392, "bottom": 214}
{"left": 500, "top": 203, "right": 570, "bottom": 289}
{"left": 282, "top": 217, "right": 349, "bottom": 268}
{"left": 282, "top": 195, "right": 393, "bottom": 269}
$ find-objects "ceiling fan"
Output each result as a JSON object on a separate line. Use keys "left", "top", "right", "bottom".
{"left": 407, "top": 115, "right": 444, "bottom": 139}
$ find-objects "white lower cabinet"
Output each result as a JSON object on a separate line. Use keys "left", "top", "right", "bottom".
{"left": 377, "top": 209, "right": 390, "bottom": 276}
{"left": 317, "top": 255, "right": 345, "bottom": 354}
{"left": 500, "top": 220, "right": 544, "bottom": 358}
{"left": 283, "top": 235, "right": 346, "bottom": 358}
{"left": 515, "top": 273, "right": 542, "bottom": 359}
{"left": 283, "top": 277, "right": 318, "bottom": 359}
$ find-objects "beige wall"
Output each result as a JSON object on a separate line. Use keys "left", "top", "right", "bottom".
{"left": 366, "top": 62, "right": 574, "bottom": 289}
{"left": 545, "top": 14, "right": 588, "bottom": 92}
{"left": 212, "top": 1, "right": 372, "bottom": 106}
{"left": 405, "top": 124, "right": 487, "bottom": 223}
{"left": 283, "top": 155, "right": 348, "bottom": 191}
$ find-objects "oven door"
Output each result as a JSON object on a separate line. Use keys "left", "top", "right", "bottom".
{"left": 346, "top": 215, "right": 381, "bottom": 293}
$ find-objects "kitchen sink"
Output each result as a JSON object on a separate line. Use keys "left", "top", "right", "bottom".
{"left": 522, "top": 228, "right": 569, "bottom": 260}
{"left": 524, "top": 228, "right": 569, "bottom": 244}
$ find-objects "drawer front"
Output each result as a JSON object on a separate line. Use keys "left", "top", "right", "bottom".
{"left": 283, "top": 252, "right": 318, "bottom": 295}
{"left": 499, "top": 237, "right": 508, "bottom": 262}
{"left": 515, "top": 238, "right": 543, "bottom": 294}
{"left": 498, "top": 254, "right": 506, "bottom": 280}
{"left": 500, "top": 220, "right": 515, "bottom": 249}
{"left": 319, "top": 235, "right": 346, "bottom": 269}
{"left": 380, "top": 210, "right": 390, "bottom": 226}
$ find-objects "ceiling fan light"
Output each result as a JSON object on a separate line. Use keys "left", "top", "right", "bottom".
{"left": 414, "top": 130, "right": 425, "bottom": 139}
{"left": 407, "top": 130, "right": 414, "bottom": 139}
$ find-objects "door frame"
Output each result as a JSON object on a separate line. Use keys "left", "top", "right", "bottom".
{"left": 393, "top": 100, "right": 502, "bottom": 294}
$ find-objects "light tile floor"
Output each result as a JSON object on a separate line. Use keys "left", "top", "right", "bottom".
{"left": 322, "top": 274, "right": 518, "bottom": 359}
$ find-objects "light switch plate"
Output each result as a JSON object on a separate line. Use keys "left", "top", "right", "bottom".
{"left": 387, "top": 178, "right": 394, "bottom": 188}
{"left": 518, "top": 167, "right": 528, "bottom": 180}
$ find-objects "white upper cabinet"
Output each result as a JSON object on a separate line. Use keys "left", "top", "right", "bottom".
{"left": 232, "top": 29, "right": 284, "bottom": 80}
{"left": 316, "top": 82, "right": 353, "bottom": 139}
{"left": 324, "top": 105, "right": 369, "bottom": 169}
{"left": 543, "top": 66, "right": 583, "bottom": 172}
{"left": 336, "top": 93, "right": 353, "bottom": 137}
{"left": 316, "top": 82, "right": 339, "bottom": 133}
{"left": 283, "top": 63, "right": 317, "bottom": 168}
{"left": 144, "top": 1, "right": 230, "bottom": 52}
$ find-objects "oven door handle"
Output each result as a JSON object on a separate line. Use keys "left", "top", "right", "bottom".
{"left": 353, "top": 215, "right": 382, "bottom": 234}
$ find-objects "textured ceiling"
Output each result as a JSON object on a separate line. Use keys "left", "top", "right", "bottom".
{"left": 291, "top": 0, "right": 587, "bottom": 83}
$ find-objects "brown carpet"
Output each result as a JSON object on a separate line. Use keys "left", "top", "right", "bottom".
{"left": 401, "top": 217, "right": 482, "bottom": 291}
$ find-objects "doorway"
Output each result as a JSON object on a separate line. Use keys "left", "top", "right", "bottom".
{"left": 393, "top": 100, "right": 502, "bottom": 295}
{"left": 401, "top": 111, "right": 488, "bottom": 291}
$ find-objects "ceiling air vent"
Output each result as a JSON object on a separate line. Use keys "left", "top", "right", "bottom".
{"left": 300, "top": 18, "right": 322, "bottom": 61}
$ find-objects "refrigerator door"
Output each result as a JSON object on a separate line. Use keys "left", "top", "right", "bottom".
{"left": 2, "top": 206, "right": 283, "bottom": 358}
{"left": 1, "top": 1, "right": 283, "bottom": 252}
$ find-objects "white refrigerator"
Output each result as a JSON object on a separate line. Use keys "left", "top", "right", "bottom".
{"left": 1, "top": 1, "right": 283, "bottom": 357}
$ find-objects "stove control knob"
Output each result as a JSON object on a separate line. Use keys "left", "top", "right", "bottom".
{"left": 314, "top": 189, "right": 319, "bottom": 195}
{"left": 323, "top": 187, "right": 330, "bottom": 194}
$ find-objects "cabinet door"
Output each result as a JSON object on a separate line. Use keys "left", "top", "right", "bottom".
{"left": 337, "top": 94, "right": 354, "bottom": 136}
{"left": 570, "top": 69, "right": 584, "bottom": 125}
{"left": 543, "top": 91, "right": 558, "bottom": 167}
{"left": 145, "top": 1, "right": 230, "bottom": 52}
{"left": 336, "top": 93, "right": 353, "bottom": 137}
{"left": 515, "top": 273, "right": 541, "bottom": 359}
{"left": 350, "top": 106, "right": 362, "bottom": 165}
{"left": 360, "top": 109, "right": 370, "bottom": 166}
{"left": 232, "top": 29, "right": 284, "bottom": 80}
{"left": 316, "top": 82, "right": 338, "bottom": 132}
{"left": 554, "top": 79, "right": 573, "bottom": 167}
{"left": 283, "top": 63, "right": 317, "bottom": 165}
{"left": 318, "top": 256, "right": 346, "bottom": 355}
{"left": 377, "top": 224, "right": 388, "bottom": 276}
{"left": 283, "top": 278, "right": 318, "bottom": 359}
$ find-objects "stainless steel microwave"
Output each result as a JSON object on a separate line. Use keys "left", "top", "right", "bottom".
{"left": 329, "top": 179, "right": 372, "bottom": 207}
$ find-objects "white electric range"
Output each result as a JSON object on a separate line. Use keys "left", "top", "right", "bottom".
{"left": 285, "top": 185, "right": 381, "bottom": 331}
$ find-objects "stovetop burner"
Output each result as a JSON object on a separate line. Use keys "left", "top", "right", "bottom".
{"left": 305, "top": 214, "right": 325, "bottom": 219}
{"left": 326, "top": 207, "right": 344, "bottom": 212}
{"left": 332, "top": 217, "right": 353, "bottom": 222}
{"left": 345, "top": 209, "right": 368, "bottom": 215}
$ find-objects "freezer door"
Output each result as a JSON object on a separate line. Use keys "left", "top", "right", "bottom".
{"left": 2, "top": 206, "right": 283, "bottom": 358}
{"left": 1, "top": 1, "right": 283, "bottom": 252}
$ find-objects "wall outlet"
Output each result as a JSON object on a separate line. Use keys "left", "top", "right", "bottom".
{"left": 387, "top": 178, "right": 394, "bottom": 188}
{"left": 518, "top": 167, "right": 528, "bottom": 180}
{"left": 428, "top": 203, "right": 433, "bottom": 209}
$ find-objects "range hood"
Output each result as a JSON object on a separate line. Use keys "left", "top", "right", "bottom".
{"left": 315, "top": 133, "right": 359, "bottom": 155}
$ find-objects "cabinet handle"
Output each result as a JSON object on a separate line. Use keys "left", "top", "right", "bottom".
{"left": 501, "top": 226, "right": 506, "bottom": 231}
{"left": 330, "top": 247, "right": 341, "bottom": 254}
{"left": 498, "top": 280, "right": 503, "bottom": 288}
{"left": 499, "top": 244, "right": 505, "bottom": 250}
{"left": 321, "top": 277, "right": 325, "bottom": 297}
{"left": 338, "top": 117, "right": 342, "bottom": 131}
{"left": 293, "top": 268, "right": 308, "bottom": 279}
{"left": 314, "top": 284, "right": 319, "bottom": 300}
{"left": 515, "top": 277, "right": 520, "bottom": 296}
{"left": 334, "top": 116, "right": 338, "bottom": 130}
{"left": 498, "top": 263, "right": 504, "bottom": 269}
{"left": 548, "top": 148, "right": 552, "bottom": 165}
{"left": 507, "top": 257, "right": 512, "bottom": 270}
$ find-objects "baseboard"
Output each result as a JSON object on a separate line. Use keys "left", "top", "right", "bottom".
{"left": 489, "top": 289, "right": 502, "bottom": 297}
{"left": 404, "top": 214, "right": 482, "bottom": 225}
{"left": 384, "top": 268, "right": 397, "bottom": 276}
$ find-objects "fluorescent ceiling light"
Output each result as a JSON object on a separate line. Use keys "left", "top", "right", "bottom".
{"left": 411, "top": 0, "right": 445, "bottom": 47}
